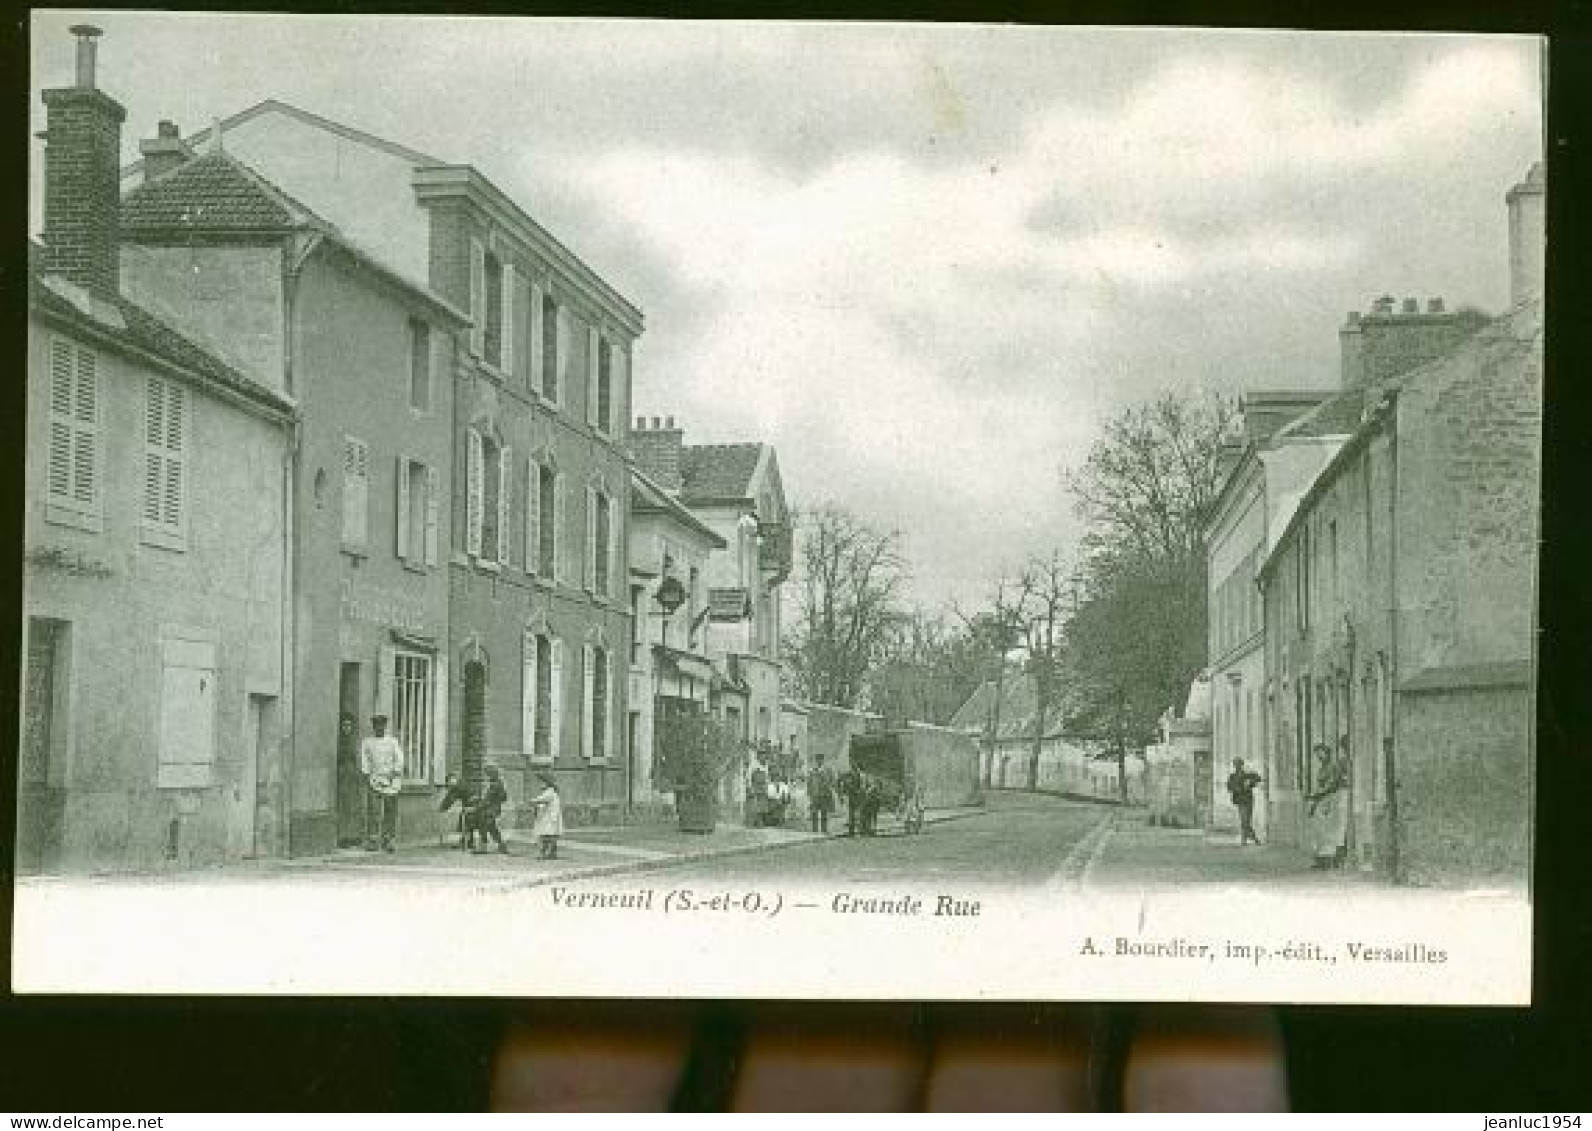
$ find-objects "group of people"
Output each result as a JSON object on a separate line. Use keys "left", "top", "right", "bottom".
{"left": 1223, "top": 739, "right": 1353, "bottom": 870}
{"left": 358, "top": 713, "right": 564, "bottom": 859}
{"left": 743, "top": 752, "right": 893, "bottom": 838}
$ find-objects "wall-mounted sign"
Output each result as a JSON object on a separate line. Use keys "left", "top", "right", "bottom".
{"left": 339, "top": 578, "right": 428, "bottom": 633}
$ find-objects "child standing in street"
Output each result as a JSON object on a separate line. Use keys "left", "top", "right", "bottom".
{"left": 531, "top": 774, "right": 563, "bottom": 860}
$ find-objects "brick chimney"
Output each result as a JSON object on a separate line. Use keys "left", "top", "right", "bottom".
{"left": 1506, "top": 161, "right": 1545, "bottom": 306}
{"left": 139, "top": 120, "right": 192, "bottom": 184}
{"left": 39, "top": 25, "right": 126, "bottom": 299}
{"left": 1338, "top": 294, "right": 1489, "bottom": 389}
{"left": 631, "top": 415, "right": 684, "bottom": 493}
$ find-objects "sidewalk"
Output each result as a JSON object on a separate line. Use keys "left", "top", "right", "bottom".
{"left": 267, "top": 802, "right": 992, "bottom": 888}
{"left": 1082, "top": 810, "right": 1384, "bottom": 890}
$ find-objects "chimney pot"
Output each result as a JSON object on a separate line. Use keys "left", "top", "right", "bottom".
{"left": 635, "top": 416, "right": 646, "bottom": 430}
{"left": 651, "top": 416, "right": 661, "bottom": 429}
{"left": 1346, "top": 311, "right": 1361, "bottom": 325}
{"left": 1372, "top": 295, "right": 1395, "bottom": 315}
{"left": 1402, "top": 297, "right": 1419, "bottom": 315}
{"left": 1427, "top": 297, "right": 1445, "bottom": 314}
{"left": 666, "top": 415, "right": 676, "bottom": 429}
{"left": 70, "top": 24, "right": 102, "bottom": 90}
{"left": 158, "top": 119, "right": 179, "bottom": 138}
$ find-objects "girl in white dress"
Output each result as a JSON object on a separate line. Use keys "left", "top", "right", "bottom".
{"left": 531, "top": 774, "right": 564, "bottom": 859}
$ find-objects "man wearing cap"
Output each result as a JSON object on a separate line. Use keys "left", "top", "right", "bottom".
{"left": 360, "top": 713, "right": 404, "bottom": 852}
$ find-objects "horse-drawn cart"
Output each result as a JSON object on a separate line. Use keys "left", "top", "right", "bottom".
{"left": 845, "top": 732, "right": 928, "bottom": 836}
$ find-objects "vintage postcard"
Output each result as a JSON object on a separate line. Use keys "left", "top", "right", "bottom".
{"left": 15, "top": 13, "right": 1543, "bottom": 1002}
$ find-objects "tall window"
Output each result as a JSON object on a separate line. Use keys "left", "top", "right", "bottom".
{"left": 585, "top": 644, "right": 611, "bottom": 761}
{"left": 395, "top": 456, "right": 439, "bottom": 567}
{"left": 594, "top": 491, "right": 612, "bottom": 594}
{"left": 523, "top": 631, "right": 557, "bottom": 765}
{"left": 483, "top": 249, "right": 504, "bottom": 368}
{"left": 538, "top": 463, "right": 559, "bottom": 576}
{"left": 596, "top": 336, "right": 613, "bottom": 434}
{"left": 1329, "top": 519, "right": 1340, "bottom": 609}
{"left": 46, "top": 337, "right": 99, "bottom": 526}
{"left": 408, "top": 318, "right": 431, "bottom": 411}
{"left": 392, "top": 651, "right": 434, "bottom": 781}
{"left": 342, "top": 435, "right": 369, "bottom": 550}
{"left": 142, "top": 375, "right": 187, "bottom": 544}
{"left": 542, "top": 293, "right": 561, "bottom": 404}
{"left": 466, "top": 430, "right": 511, "bottom": 564}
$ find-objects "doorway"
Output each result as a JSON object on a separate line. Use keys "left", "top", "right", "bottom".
{"left": 336, "top": 662, "right": 365, "bottom": 847}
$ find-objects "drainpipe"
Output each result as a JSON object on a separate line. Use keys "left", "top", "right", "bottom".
{"left": 279, "top": 232, "right": 320, "bottom": 855}
{"left": 1386, "top": 411, "right": 1403, "bottom": 884}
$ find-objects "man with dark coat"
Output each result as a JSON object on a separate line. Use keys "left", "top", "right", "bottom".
{"left": 1226, "top": 758, "right": 1264, "bottom": 846}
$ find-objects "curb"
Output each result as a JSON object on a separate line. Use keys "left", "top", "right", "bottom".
{"left": 503, "top": 804, "right": 998, "bottom": 889}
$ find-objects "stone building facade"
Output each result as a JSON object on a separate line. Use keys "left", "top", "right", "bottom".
{"left": 22, "top": 28, "right": 294, "bottom": 873}
{"left": 117, "top": 139, "right": 468, "bottom": 856}
{"left": 1256, "top": 164, "right": 1544, "bottom": 886}
{"left": 123, "top": 99, "right": 645, "bottom": 827}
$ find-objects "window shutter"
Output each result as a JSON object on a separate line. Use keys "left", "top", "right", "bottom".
{"left": 501, "top": 262, "right": 517, "bottom": 377}
{"left": 468, "top": 238, "right": 486, "bottom": 357}
{"left": 522, "top": 631, "right": 537, "bottom": 763}
{"left": 431, "top": 653, "right": 449, "bottom": 783}
{"left": 549, "top": 637, "right": 565, "bottom": 762}
{"left": 376, "top": 644, "right": 397, "bottom": 720}
{"left": 47, "top": 340, "right": 75, "bottom": 502}
{"left": 612, "top": 343, "right": 629, "bottom": 438}
{"left": 581, "top": 643, "right": 595, "bottom": 761}
{"left": 497, "top": 444, "right": 513, "bottom": 565}
{"left": 605, "top": 649, "right": 616, "bottom": 764}
{"left": 586, "top": 325, "right": 600, "bottom": 427}
{"left": 552, "top": 473, "right": 566, "bottom": 584}
{"left": 511, "top": 266, "right": 530, "bottom": 387}
{"left": 343, "top": 436, "right": 369, "bottom": 549}
{"left": 525, "top": 456, "right": 541, "bottom": 575}
{"left": 396, "top": 455, "right": 411, "bottom": 560}
{"left": 607, "top": 492, "right": 620, "bottom": 600}
{"left": 555, "top": 306, "right": 570, "bottom": 407}
{"left": 162, "top": 383, "right": 184, "bottom": 528}
{"left": 424, "top": 465, "right": 440, "bottom": 567}
{"left": 529, "top": 280, "right": 545, "bottom": 396}
{"left": 584, "top": 487, "right": 596, "bottom": 592}
{"left": 143, "top": 378, "right": 167, "bottom": 523}
{"left": 466, "top": 429, "right": 483, "bottom": 557}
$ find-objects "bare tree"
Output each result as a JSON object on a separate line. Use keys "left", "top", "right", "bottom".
{"left": 785, "top": 504, "right": 907, "bottom": 709}
{"left": 1061, "top": 389, "right": 1234, "bottom": 788}
{"left": 1008, "top": 551, "right": 1072, "bottom": 791}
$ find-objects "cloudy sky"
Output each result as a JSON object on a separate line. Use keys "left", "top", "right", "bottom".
{"left": 30, "top": 13, "right": 1544, "bottom": 609}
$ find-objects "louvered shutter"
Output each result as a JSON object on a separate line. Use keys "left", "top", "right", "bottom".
{"left": 468, "top": 238, "right": 486, "bottom": 357}
{"left": 501, "top": 262, "right": 517, "bottom": 376}
{"left": 47, "top": 340, "right": 75, "bottom": 503}
{"left": 396, "top": 456, "right": 411, "bottom": 560}
{"left": 552, "top": 473, "right": 566, "bottom": 584}
{"left": 143, "top": 378, "right": 167, "bottom": 524}
{"left": 529, "top": 280, "right": 545, "bottom": 396}
{"left": 161, "top": 382, "right": 184, "bottom": 528}
{"left": 431, "top": 652, "right": 449, "bottom": 783}
{"left": 521, "top": 631, "right": 537, "bottom": 763}
{"left": 549, "top": 637, "right": 565, "bottom": 762}
{"left": 555, "top": 307, "right": 570, "bottom": 408}
{"left": 525, "top": 455, "right": 541, "bottom": 575}
{"left": 581, "top": 644, "right": 595, "bottom": 761}
{"left": 497, "top": 444, "right": 513, "bottom": 565}
{"left": 423, "top": 465, "right": 442, "bottom": 567}
{"left": 584, "top": 487, "right": 597, "bottom": 592}
{"left": 586, "top": 325, "right": 600, "bottom": 427}
{"left": 72, "top": 347, "right": 98, "bottom": 508}
{"left": 342, "top": 436, "right": 369, "bottom": 548}
{"left": 466, "top": 429, "right": 483, "bottom": 557}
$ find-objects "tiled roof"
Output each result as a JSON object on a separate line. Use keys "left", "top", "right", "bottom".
{"left": 121, "top": 152, "right": 306, "bottom": 234}
{"left": 707, "top": 587, "right": 751, "bottom": 622}
{"left": 681, "top": 443, "right": 763, "bottom": 502}
{"left": 948, "top": 674, "right": 1069, "bottom": 741}
{"left": 1275, "top": 386, "right": 1369, "bottom": 440}
{"left": 30, "top": 265, "right": 293, "bottom": 418}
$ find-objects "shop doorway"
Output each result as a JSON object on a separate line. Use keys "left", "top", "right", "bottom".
{"left": 336, "top": 663, "right": 365, "bottom": 847}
